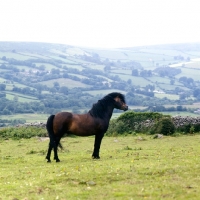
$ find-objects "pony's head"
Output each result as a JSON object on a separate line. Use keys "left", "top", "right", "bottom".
{"left": 109, "top": 92, "right": 128, "bottom": 111}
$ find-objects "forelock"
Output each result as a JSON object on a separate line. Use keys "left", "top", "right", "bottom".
{"left": 108, "top": 92, "right": 126, "bottom": 103}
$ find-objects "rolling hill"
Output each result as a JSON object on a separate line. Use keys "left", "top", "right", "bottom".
{"left": 0, "top": 41, "right": 200, "bottom": 122}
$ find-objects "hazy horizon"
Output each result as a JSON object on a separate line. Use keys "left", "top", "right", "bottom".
{"left": 1, "top": 0, "right": 200, "bottom": 49}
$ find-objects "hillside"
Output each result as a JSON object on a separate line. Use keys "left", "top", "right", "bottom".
{"left": 0, "top": 41, "right": 200, "bottom": 124}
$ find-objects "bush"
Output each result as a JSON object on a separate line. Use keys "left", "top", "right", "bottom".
{"left": 0, "top": 127, "right": 47, "bottom": 139}
{"left": 107, "top": 111, "right": 175, "bottom": 136}
{"left": 107, "top": 111, "right": 165, "bottom": 135}
{"left": 176, "top": 123, "right": 200, "bottom": 134}
{"left": 106, "top": 120, "right": 129, "bottom": 136}
{"left": 153, "top": 117, "right": 175, "bottom": 136}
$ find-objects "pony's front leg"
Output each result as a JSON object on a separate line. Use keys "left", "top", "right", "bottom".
{"left": 92, "top": 133, "right": 104, "bottom": 159}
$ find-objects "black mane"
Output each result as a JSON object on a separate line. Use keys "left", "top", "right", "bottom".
{"left": 88, "top": 92, "right": 125, "bottom": 118}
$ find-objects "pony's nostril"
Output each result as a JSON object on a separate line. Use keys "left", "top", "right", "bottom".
{"left": 124, "top": 106, "right": 128, "bottom": 111}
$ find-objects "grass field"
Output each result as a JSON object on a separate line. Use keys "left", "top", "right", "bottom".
{"left": 113, "top": 75, "right": 152, "bottom": 86}
{"left": 0, "top": 113, "right": 49, "bottom": 123}
{"left": 39, "top": 78, "right": 90, "bottom": 88}
{"left": 0, "top": 52, "right": 33, "bottom": 60}
{"left": 0, "top": 135, "right": 200, "bottom": 199}
{"left": 84, "top": 89, "right": 126, "bottom": 96}
{"left": 5, "top": 92, "right": 39, "bottom": 102}
{"left": 154, "top": 93, "right": 179, "bottom": 100}
{"left": 175, "top": 67, "right": 200, "bottom": 81}
{"left": 0, "top": 112, "right": 124, "bottom": 124}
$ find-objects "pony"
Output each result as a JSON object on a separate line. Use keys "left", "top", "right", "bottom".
{"left": 45, "top": 92, "right": 128, "bottom": 162}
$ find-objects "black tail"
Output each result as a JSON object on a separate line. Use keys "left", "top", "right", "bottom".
{"left": 46, "top": 115, "right": 55, "bottom": 137}
{"left": 46, "top": 115, "right": 63, "bottom": 150}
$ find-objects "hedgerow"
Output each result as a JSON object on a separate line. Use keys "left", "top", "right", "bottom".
{"left": 107, "top": 111, "right": 175, "bottom": 136}
{"left": 1, "top": 111, "right": 200, "bottom": 139}
{"left": 0, "top": 126, "right": 47, "bottom": 140}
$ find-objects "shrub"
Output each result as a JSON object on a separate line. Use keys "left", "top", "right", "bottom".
{"left": 153, "top": 117, "right": 175, "bottom": 136}
{"left": 0, "top": 127, "right": 47, "bottom": 139}
{"left": 176, "top": 123, "right": 200, "bottom": 134}
{"left": 107, "top": 111, "right": 167, "bottom": 135}
{"left": 106, "top": 120, "right": 128, "bottom": 135}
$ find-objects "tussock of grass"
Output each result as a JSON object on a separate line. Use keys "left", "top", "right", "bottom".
{"left": 0, "top": 135, "right": 200, "bottom": 199}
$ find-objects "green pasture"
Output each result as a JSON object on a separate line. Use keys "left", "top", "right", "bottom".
{"left": 68, "top": 73, "right": 88, "bottom": 79}
{"left": 175, "top": 67, "right": 200, "bottom": 81}
{"left": 0, "top": 135, "right": 200, "bottom": 199}
{"left": 188, "top": 102, "right": 200, "bottom": 108}
{"left": 64, "top": 64, "right": 85, "bottom": 71}
{"left": 5, "top": 92, "right": 38, "bottom": 102}
{"left": 18, "top": 52, "right": 50, "bottom": 59}
{"left": 85, "top": 48, "right": 130, "bottom": 60}
{"left": 110, "top": 69, "right": 132, "bottom": 75}
{"left": 164, "top": 104, "right": 197, "bottom": 109}
{"left": 147, "top": 76, "right": 184, "bottom": 86}
{"left": 90, "top": 64, "right": 105, "bottom": 71}
{"left": 0, "top": 77, "right": 8, "bottom": 82}
{"left": 147, "top": 76, "right": 169, "bottom": 84}
{"left": 0, "top": 69, "right": 12, "bottom": 73}
{"left": 34, "top": 63, "right": 58, "bottom": 71}
{"left": 5, "top": 83, "right": 34, "bottom": 91}
{"left": 156, "top": 83, "right": 189, "bottom": 92}
{"left": 12, "top": 65, "right": 32, "bottom": 71}
{"left": 67, "top": 47, "right": 88, "bottom": 56}
{"left": 0, "top": 52, "right": 33, "bottom": 60}
{"left": 49, "top": 55, "right": 77, "bottom": 64}
{"left": 95, "top": 75, "right": 113, "bottom": 82}
{"left": 39, "top": 78, "right": 90, "bottom": 88}
{"left": 84, "top": 89, "right": 126, "bottom": 96}
{"left": 67, "top": 57, "right": 91, "bottom": 65}
{"left": 157, "top": 83, "right": 179, "bottom": 91}
{"left": 122, "top": 52, "right": 173, "bottom": 69}
{"left": 0, "top": 113, "right": 48, "bottom": 123}
{"left": 154, "top": 93, "right": 179, "bottom": 100}
{"left": 115, "top": 74, "right": 152, "bottom": 86}
{"left": 161, "top": 111, "right": 200, "bottom": 117}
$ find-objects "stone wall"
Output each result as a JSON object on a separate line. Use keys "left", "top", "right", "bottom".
{"left": 16, "top": 122, "right": 46, "bottom": 128}
{"left": 16, "top": 116, "right": 200, "bottom": 129}
{"left": 172, "top": 116, "right": 200, "bottom": 128}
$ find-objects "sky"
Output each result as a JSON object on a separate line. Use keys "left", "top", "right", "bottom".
{"left": 0, "top": 0, "right": 200, "bottom": 48}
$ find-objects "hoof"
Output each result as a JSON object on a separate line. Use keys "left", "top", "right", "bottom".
{"left": 46, "top": 157, "right": 51, "bottom": 163}
{"left": 92, "top": 156, "right": 100, "bottom": 159}
{"left": 54, "top": 158, "right": 60, "bottom": 162}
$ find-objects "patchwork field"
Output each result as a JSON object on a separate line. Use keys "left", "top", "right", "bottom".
{"left": 39, "top": 78, "right": 90, "bottom": 88}
{"left": 0, "top": 135, "right": 200, "bottom": 199}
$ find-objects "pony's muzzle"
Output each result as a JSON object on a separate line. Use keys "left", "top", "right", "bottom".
{"left": 123, "top": 106, "right": 128, "bottom": 111}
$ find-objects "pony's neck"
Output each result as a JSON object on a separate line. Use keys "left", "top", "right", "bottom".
{"left": 102, "top": 105, "right": 115, "bottom": 121}
{"left": 89, "top": 101, "right": 115, "bottom": 120}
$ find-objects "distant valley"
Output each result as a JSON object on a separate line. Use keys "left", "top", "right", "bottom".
{"left": 0, "top": 42, "right": 200, "bottom": 125}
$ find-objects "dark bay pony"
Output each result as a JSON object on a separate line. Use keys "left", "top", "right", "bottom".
{"left": 45, "top": 92, "right": 128, "bottom": 162}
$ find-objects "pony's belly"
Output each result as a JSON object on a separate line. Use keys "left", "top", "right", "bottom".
{"left": 70, "top": 128, "right": 96, "bottom": 136}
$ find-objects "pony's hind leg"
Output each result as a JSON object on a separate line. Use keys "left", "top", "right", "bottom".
{"left": 46, "top": 142, "right": 53, "bottom": 162}
{"left": 53, "top": 137, "right": 62, "bottom": 162}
